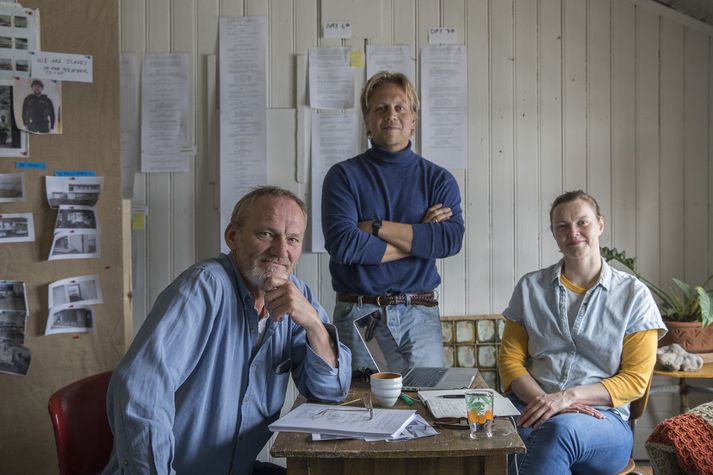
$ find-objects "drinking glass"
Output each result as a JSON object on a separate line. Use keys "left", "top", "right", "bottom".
{"left": 464, "top": 389, "right": 493, "bottom": 439}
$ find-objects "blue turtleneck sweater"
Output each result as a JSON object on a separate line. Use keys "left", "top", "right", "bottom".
{"left": 321, "top": 143, "right": 465, "bottom": 295}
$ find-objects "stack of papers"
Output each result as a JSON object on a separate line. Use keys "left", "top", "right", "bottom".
{"left": 311, "top": 414, "right": 438, "bottom": 442}
{"left": 417, "top": 389, "right": 521, "bottom": 419}
{"left": 268, "top": 403, "right": 418, "bottom": 440}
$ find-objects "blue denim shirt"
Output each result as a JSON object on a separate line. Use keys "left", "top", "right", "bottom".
{"left": 102, "top": 253, "right": 351, "bottom": 475}
{"left": 503, "top": 259, "right": 666, "bottom": 420}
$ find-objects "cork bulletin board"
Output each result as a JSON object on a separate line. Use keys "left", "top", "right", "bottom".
{"left": 0, "top": 2, "right": 124, "bottom": 474}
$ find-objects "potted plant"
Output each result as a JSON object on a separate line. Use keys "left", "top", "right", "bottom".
{"left": 601, "top": 246, "right": 713, "bottom": 353}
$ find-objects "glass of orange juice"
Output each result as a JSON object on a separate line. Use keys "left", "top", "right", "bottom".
{"left": 464, "top": 389, "right": 493, "bottom": 439}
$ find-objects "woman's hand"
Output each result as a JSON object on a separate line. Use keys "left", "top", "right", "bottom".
{"left": 517, "top": 391, "right": 605, "bottom": 427}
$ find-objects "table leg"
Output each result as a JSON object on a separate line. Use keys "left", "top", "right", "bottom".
{"left": 679, "top": 377, "right": 689, "bottom": 413}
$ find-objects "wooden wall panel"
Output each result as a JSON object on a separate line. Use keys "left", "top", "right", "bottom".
{"left": 538, "top": 0, "right": 563, "bottom": 266}
{"left": 587, "top": 0, "right": 611, "bottom": 244}
{"left": 611, "top": 1, "right": 637, "bottom": 256}
{"left": 635, "top": 7, "right": 662, "bottom": 288}
{"left": 562, "top": 0, "right": 587, "bottom": 191}
{"left": 514, "top": 0, "right": 540, "bottom": 279}
{"left": 683, "top": 29, "right": 710, "bottom": 284}
{"left": 490, "top": 0, "right": 515, "bottom": 311}
{"left": 659, "top": 18, "right": 685, "bottom": 284}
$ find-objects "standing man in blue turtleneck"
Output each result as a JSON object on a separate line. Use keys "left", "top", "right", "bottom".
{"left": 321, "top": 71, "right": 465, "bottom": 373}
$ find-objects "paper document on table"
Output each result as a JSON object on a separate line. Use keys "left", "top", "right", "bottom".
{"left": 311, "top": 414, "right": 437, "bottom": 442}
{"left": 269, "top": 403, "right": 417, "bottom": 439}
{"left": 418, "top": 389, "right": 521, "bottom": 419}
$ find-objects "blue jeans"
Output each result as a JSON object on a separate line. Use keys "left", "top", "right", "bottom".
{"left": 508, "top": 394, "right": 632, "bottom": 475}
{"left": 332, "top": 301, "right": 444, "bottom": 371}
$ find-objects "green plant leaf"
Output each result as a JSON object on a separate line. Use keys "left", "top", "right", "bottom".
{"left": 672, "top": 278, "right": 694, "bottom": 301}
{"left": 697, "top": 287, "right": 713, "bottom": 328}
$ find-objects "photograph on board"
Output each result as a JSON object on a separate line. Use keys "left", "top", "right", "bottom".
{"left": 13, "top": 77, "right": 62, "bottom": 134}
{"left": 0, "top": 80, "right": 28, "bottom": 156}
{"left": 0, "top": 173, "right": 24, "bottom": 202}
{"left": 45, "top": 306, "right": 94, "bottom": 336}
{"left": 0, "top": 338, "right": 31, "bottom": 376}
{"left": 49, "top": 230, "right": 99, "bottom": 261}
{"left": 45, "top": 176, "right": 103, "bottom": 209}
{"left": 0, "top": 309, "right": 26, "bottom": 344}
{"left": 48, "top": 274, "right": 103, "bottom": 308}
{"left": 0, "top": 213, "right": 34, "bottom": 243}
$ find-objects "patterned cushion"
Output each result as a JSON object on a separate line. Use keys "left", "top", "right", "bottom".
{"left": 646, "top": 402, "right": 713, "bottom": 475}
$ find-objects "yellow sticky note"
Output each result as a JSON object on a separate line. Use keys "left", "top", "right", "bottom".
{"left": 350, "top": 50, "right": 364, "bottom": 68}
{"left": 132, "top": 212, "right": 145, "bottom": 231}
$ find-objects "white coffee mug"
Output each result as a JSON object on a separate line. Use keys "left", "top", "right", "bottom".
{"left": 370, "top": 372, "right": 402, "bottom": 407}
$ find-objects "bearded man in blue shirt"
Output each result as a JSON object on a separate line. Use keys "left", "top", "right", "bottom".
{"left": 102, "top": 186, "right": 351, "bottom": 475}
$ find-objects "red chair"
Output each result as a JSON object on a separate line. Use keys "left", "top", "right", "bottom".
{"left": 48, "top": 371, "right": 114, "bottom": 475}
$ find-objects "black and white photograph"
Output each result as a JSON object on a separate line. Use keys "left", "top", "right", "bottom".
{"left": 0, "top": 213, "right": 34, "bottom": 243}
{"left": 46, "top": 176, "right": 103, "bottom": 208}
{"left": 13, "top": 76, "right": 62, "bottom": 134}
{"left": 0, "top": 4, "right": 38, "bottom": 81}
{"left": 44, "top": 306, "right": 94, "bottom": 335}
{"left": 49, "top": 231, "right": 99, "bottom": 260}
{"left": 0, "top": 280, "right": 27, "bottom": 312}
{"left": 0, "top": 338, "right": 31, "bottom": 376}
{"left": 0, "top": 309, "right": 26, "bottom": 344}
{"left": 55, "top": 205, "right": 98, "bottom": 230}
{"left": 0, "top": 173, "right": 24, "bottom": 202}
{"left": 49, "top": 274, "right": 103, "bottom": 308}
{"left": 0, "top": 80, "right": 28, "bottom": 156}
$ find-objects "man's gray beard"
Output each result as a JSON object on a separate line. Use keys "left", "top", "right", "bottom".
{"left": 245, "top": 260, "right": 291, "bottom": 289}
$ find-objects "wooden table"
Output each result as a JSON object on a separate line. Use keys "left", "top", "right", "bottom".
{"left": 652, "top": 362, "right": 713, "bottom": 413}
{"left": 270, "top": 375, "right": 525, "bottom": 475}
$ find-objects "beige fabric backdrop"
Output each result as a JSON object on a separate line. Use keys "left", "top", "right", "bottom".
{"left": 0, "top": 2, "right": 123, "bottom": 474}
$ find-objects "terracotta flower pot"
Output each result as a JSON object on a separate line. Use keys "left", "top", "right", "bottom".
{"left": 659, "top": 320, "right": 713, "bottom": 353}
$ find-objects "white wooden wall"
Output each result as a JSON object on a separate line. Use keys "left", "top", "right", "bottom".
{"left": 119, "top": 0, "right": 713, "bottom": 463}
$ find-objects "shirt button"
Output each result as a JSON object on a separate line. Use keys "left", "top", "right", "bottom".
{"left": 122, "top": 460, "right": 129, "bottom": 466}
{"left": 250, "top": 328, "right": 256, "bottom": 333}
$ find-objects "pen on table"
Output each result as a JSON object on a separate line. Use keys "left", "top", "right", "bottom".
{"left": 399, "top": 392, "right": 414, "bottom": 406}
{"left": 439, "top": 394, "right": 465, "bottom": 399}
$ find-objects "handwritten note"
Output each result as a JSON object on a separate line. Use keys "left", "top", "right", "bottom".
{"left": 31, "top": 52, "right": 93, "bottom": 83}
{"left": 323, "top": 21, "right": 352, "bottom": 39}
{"left": 428, "top": 27, "right": 458, "bottom": 45}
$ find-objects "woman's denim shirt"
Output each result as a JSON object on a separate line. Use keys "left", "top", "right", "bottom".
{"left": 503, "top": 259, "right": 666, "bottom": 420}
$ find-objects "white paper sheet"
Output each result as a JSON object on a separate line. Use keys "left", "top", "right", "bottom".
{"left": 308, "top": 47, "right": 354, "bottom": 110}
{"left": 120, "top": 53, "right": 140, "bottom": 198}
{"left": 218, "top": 16, "right": 267, "bottom": 249}
{"left": 140, "top": 53, "right": 190, "bottom": 173}
{"left": 30, "top": 51, "right": 93, "bottom": 83}
{"left": 269, "top": 403, "right": 417, "bottom": 439}
{"left": 420, "top": 45, "right": 468, "bottom": 169}
{"left": 310, "top": 109, "right": 358, "bottom": 252}
{"left": 366, "top": 45, "right": 415, "bottom": 83}
{"left": 417, "top": 389, "right": 521, "bottom": 419}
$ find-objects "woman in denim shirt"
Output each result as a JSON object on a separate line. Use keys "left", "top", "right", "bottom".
{"left": 499, "top": 190, "right": 666, "bottom": 475}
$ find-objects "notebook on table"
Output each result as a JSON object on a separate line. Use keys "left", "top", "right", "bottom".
{"left": 353, "top": 311, "right": 478, "bottom": 391}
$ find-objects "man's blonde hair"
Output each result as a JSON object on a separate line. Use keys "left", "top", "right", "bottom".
{"left": 360, "top": 71, "right": 420, "bottom": 118}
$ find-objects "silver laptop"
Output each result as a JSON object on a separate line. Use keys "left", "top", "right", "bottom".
{"left": 353, "top": 311, "right": 477, "bottom": 391}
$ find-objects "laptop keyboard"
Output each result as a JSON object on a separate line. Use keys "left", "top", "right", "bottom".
{"left": 404, "top": 367, "right": 448, "bottom": 387}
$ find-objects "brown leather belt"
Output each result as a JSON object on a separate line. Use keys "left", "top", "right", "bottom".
{"left": 336, "top": 291, "right": 438, "bottom": 307}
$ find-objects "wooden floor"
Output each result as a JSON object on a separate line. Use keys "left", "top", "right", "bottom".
{"left": 635, "top": 464, "right": 653, "bottom": 475}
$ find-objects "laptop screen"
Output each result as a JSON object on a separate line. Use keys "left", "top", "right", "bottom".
{"left": 353, "top": 311, "right": 408, "bottom": 374}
